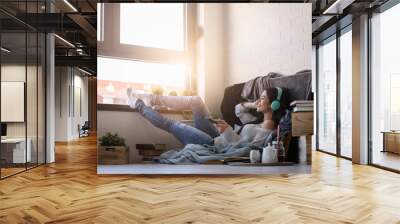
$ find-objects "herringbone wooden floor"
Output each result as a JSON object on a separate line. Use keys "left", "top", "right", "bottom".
{"left": 1, "top": 135, "right": 400, "bottom": 224}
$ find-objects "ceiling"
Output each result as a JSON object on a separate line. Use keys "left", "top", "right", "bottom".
{"left": 311, "top": 0, "right": 390, "bottom": 43}
{"left": 0, "top": 0, "right": 98, "bottom": 75}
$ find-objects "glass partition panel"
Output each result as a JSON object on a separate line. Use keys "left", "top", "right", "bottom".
{"left": 317, "top": 37, "right": 337, "bottom": 154}
{"left": 0, "top": 1, "right": 46, "bottom": 179}
{"left": 1, "top": 31, "right": 27, "bottom": 177}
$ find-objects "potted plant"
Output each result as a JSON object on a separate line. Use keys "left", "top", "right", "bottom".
{"left": 98, "top": 132, "right": 129, "bottom": 164}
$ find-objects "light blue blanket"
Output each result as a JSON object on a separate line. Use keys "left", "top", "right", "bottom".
{"left": 157, "top": 109, "right": 293, "bottom": 164}
{"left": 157, "top": 142, "right": 261, "bottom": 164}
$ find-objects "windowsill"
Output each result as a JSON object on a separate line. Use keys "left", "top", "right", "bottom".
{"left": 97, "top": 103, "right": 190, "bottom": 114}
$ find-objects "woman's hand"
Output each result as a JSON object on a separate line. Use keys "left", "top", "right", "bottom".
{"left": 241, "top": 101, "right": 258, "bottom": 109}
{"left": 215, "top": 120, "right": 230, "bottom": 133}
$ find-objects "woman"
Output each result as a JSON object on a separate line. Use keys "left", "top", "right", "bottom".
{"left": 127, "top": 86, "right": 287, "bottom": 148}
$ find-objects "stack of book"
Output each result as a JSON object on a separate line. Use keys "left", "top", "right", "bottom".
{"left": 290, "top": 100, "right": 314, "bottom": 112}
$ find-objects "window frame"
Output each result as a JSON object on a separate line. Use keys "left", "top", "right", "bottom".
{"left": 97, "top": 3, "right": 196, "bottom": 107}
{"left": 315, "top": 24, "right": 353, "bottom": 161}
{"left": 368, "top": 0, "right": 400, "bottom": 173}
{"left": 316, "top": 34, "right": 338, "bottom": 156}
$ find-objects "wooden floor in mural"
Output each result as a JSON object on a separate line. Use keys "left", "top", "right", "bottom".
{"left": 1, "top": 134, "right": 400, "bottom": 223}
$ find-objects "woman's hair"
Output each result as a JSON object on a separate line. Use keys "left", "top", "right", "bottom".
{"left": 265, "top": 87, "right": 289, "bottom": 125}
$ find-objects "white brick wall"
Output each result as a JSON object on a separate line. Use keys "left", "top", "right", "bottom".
{"left": 225, "top": 3, "right": 312, "bottom": 85}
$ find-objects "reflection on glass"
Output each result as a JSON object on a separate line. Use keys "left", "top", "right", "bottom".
{"left": 318, "top": 37, "right": 337, "bottom": 154}
{"left": 340, "top": 29, "right": 352, "bottom": 158}
{"left": 97, "top": 57, "right": 186, "bottom": 104}
{"left": 1, "top": 32, "right": 27, "bottom": 177}
{"left": 371, "top": 4, "right": 400, "bottom": 171}
{"left": 119, "top": 3, "right": 184, "bottom": 50}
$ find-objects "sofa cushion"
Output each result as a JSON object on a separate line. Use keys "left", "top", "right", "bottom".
{"left": 241, "top": 72, "right": 283, "bottom": 101}
{"left": 267, "top": 70, "right": 312, "bottom": 103}
{"left": 240, "top": 70, "right": 312, "bottom": 103}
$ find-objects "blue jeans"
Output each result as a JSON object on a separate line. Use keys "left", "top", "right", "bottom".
{"left": 136, "top": 96, "right": 219, "bottom": 145}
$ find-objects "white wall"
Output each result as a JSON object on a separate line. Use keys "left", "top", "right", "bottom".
{"left": 197, "top": 3, "right": 311, "bottom": 114}
{"left": 55, "top": 67, "right": 69, "bottom": 141}
{"left": 225, "top": 3, "right": 311, "bottom": 85}
{"left": 55, "top": 67, "right": 89, "bottom": 141}
{"left": 72, "top": 74, "right": 89, "bottom": 138}
{"left": 196, "top": 4, "right": 227, "bottom": 117}
{"left": 97, "top": 110, "right": 183, "bottom": 163}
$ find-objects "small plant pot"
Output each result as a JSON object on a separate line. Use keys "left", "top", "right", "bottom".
{"left": 98, "top": 145, "right": 129, "bottom": 165}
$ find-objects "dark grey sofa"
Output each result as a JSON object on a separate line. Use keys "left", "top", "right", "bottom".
{"left": 220, "top": 70, "right": 312, "bottom": 163}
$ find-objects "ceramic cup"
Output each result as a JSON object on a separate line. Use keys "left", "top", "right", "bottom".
{"left": 262, "top": 147, "right": 278, "bottom": 163}
{"left": 250, "top": 150, "right": 261, "bottom": 163}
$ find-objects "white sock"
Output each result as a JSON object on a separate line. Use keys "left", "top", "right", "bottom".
{"left": 126, "top": 88, "right": 153, "bottom": 108}
{"left": 126, "top": 88, "right": 138, "bottom": 108}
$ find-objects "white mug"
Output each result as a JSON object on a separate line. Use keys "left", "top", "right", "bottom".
{"left": 250, "top": 150, "right": 261, "bottom": 163}
{"left": 262, "top": 147, "right": 278, "bottom": 163}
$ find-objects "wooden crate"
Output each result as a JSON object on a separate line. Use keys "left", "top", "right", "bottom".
{"left": 98, "top": 146, "right": 129, "bottom": 165}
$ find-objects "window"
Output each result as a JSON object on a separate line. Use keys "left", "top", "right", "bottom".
{"left": 98, "top": 58, "right": 186, "bottom": 104}
{"left": 317, "top": 26, "right": 353, "bottom": 159}
{"left": 370, "top": 3, "right": 400, "bottom": 171}
{"left": 120, "top": 3, "right": 184, "bottom": 51}
{"left": 97, "top": 3, "right": 192, "bottom": 105}
{"left": 317, "top": 37, "right": 337, "bottom": 154}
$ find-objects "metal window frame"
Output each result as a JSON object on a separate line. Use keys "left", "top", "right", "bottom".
{"left": 315, "top": 22, "right": 353, "bottom": 161}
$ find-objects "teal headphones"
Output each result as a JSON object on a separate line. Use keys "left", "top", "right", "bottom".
{"left": 271, "top": 87, "right": 282, "bottom": 111}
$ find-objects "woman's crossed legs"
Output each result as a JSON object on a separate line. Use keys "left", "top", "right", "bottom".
{"left": 128, "top": 90, "right": 219, "bottom": 146}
